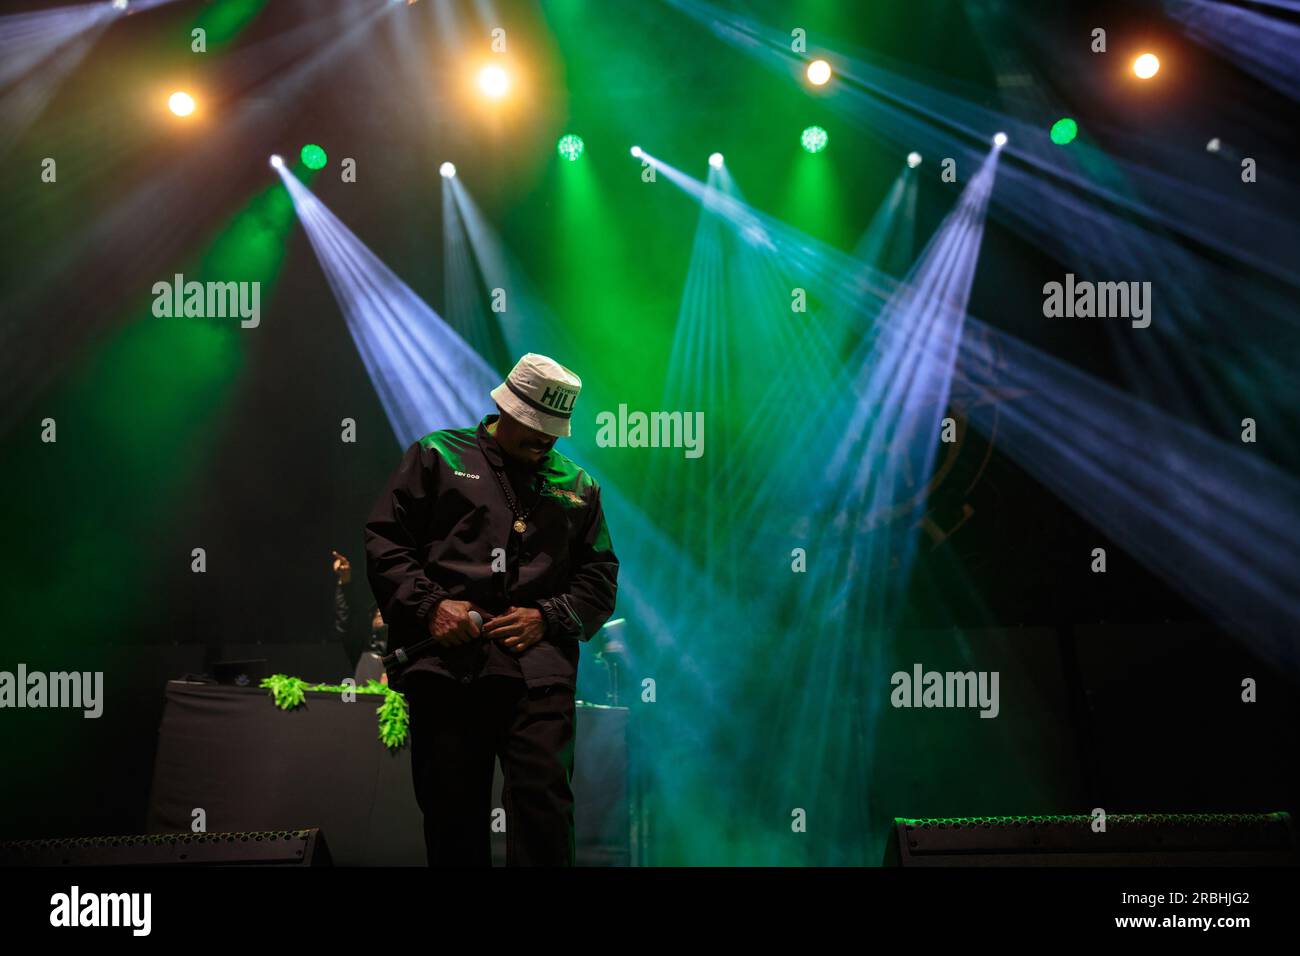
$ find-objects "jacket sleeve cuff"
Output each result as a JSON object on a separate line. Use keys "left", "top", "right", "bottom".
{"left": 538, "top": 597, "right": 583, "bottom": 641}
{"left": 415, "top": 591, "right": 445, "bottom": 627}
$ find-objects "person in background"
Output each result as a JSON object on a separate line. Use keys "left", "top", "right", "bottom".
{"left": 332, "top": 549, "right": 388, "bottom": 685}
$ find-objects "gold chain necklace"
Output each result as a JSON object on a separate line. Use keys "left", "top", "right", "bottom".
{"left": 484, "top": 424, "right": 534, "bottom": 534}
{"left": 490, "top": 465, "right": 534, "bottom": 534}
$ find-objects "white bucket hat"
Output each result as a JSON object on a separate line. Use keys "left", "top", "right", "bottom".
{"left": 490, "top": 353, "right": 582, "bottom": 438}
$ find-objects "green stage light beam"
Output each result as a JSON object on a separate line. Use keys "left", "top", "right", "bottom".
{"left": 441, "top": 179, "right": 510, "bottom": 371}
{"left": 189, "top": 0, "right": 268, "bottom": 49}
{"left": 785, "top": 134, "right": 848, "bottom": 248}
{"left": 0, "top": 176, "right": 299, "bottom": 664}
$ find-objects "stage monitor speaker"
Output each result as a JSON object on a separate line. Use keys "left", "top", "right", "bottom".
{"left": 886, "top": 812, "right": 1296, "bottom": 866}
{"left": 0, "top": 828, "right": 332, "bottom": 867}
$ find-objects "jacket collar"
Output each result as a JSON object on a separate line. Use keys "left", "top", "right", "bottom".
{"left": 477, "top": 414, "right": 506, "bottom": 470}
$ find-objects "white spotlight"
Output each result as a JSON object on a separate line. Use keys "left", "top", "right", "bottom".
{"left": 1206, "top": 137, "right": 1221, "bottom": 153}
{"left": 708, "top": 152, "right": 724, "bottom": 169}
{"left": 1133, "top": 53, "right": 1161, "bottom": 80}
{"left": 478, "top": 64, "right": 510, "bottom": 99}
{"left": 806, "top": 59, "right": 832, "bottom": 86}
{"left": 630, "top": 145, "right": 643, "bottom": 158}
{"left": 111, "top": 0, "right": 129, "bottom": 11}
{"left": 439, "top": 162, "right": 456, "bottom": 178}
{"left": 993, "top": 131, "right": 1008, "bottom": 147}
{"left": 269, "top": 154, "right": 284, "bottom": 169}
{"left": 907, "top": 151, "right": 922, "bottom": 168}
{"left": 168, "top": 91, "right": 196, "bottom": 117}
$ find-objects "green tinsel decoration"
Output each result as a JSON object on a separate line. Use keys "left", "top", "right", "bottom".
{"left": 375, "top": 687, "right": 410, "bottom": 750}
{"left": 259, "top": 674, "right": 410, "bottom": 750}
{"left": 261, "top": 674, "right": 309, "bottom": 711}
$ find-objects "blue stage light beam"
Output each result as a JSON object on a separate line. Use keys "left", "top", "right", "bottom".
{"left": 1228, "top": 0, "right": 1300, "bottom": 9}
{"left": 641, "top": 132, "right": 1299, "bottom": 662}
{"left": 471, "top": 0, "right": 501, "bottom": 26}
{"left": 630, "top": 134, "right": 1299, "bottom": 863}
{"left": 430, "top": 0, "right": 465, "bottom": 49}
{"left": 1168, "top": 0, "right": 1300, "bottom": 102}
{"left": 442, "top": 173, "right": 596, "bottom": 377}
{"left": 0, "top": 2, "right": 120, "bottom": 155}
{"left": 956, "top": 318, "right": 1300, "bottom": 667}
{"left": 646, "top": 150, "right": 997, "bottom": 864}
{"left": 691, "top": 160, "right": 917, "bottom": 550}
{"left": 635, "top": 151, "right": 847, "bottom": 531}
{"left": 851, "top": 162, "right": 918, "bottom": 279}
{"left": 758, "top": 152, "right": 996, "bottom": 676}
{"left": 742, "top": 172, "right": 1299, "bottom": 664}
{"left": 743, "top": 178, "right": 1300, "bottom": 662}
{"left": 962, "top": 0, "right": 1300, "bottom": 442}
{"left": 659, "top": 0, "right": 1300, "bottom": 291}
{"left": 441, "top": 177, "right": 510, "bottom": 371}
{"left": 824, "top": 149, "right": 1000, "bottom": 608}
{"left": 757, "top": 147, "right": 1002, "bottom": 810}
{"left": 659, "top": 0, "right": 1300, "bottom": 478}
{"left": 0, "top": 2, "right": 120, "bottom": 87}
{"left": 382, "top": 0, "right": 456, "bottom": 129}
{"left": 706, "top": 161, "right": 922, "bottom": 529}
{"left": 630, "top": 146, "right": 1001, "bottom": 638}
{"left": 630, "top": 149, "right": 902, "bottom": 571}
{"left": 679, "top": 145, "right": 1294, "bottom": 852}
{"left": 633, "top": 146, "right": 928, "bottom": 419}
{"left": 273, "top": 166, "right": 497, "bottom": 444}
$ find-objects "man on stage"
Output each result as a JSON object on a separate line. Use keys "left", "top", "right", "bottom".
{"left": 364, "top": 353, "right": 619, "bottom": 866}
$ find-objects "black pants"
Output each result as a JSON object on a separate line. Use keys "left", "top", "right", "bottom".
{"left": 405, "top": 673, "right": 576, "bottom": 866}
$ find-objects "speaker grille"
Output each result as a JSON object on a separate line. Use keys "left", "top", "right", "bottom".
{"left": 0, "top": 829, "right": 326, "bottom": 866}
{"left": 892, "top": 812, "right": 1296, "bottom": 864}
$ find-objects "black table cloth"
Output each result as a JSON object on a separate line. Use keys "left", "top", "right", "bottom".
{"left": 146, "top": 681, "right": 635, "bottom": 866}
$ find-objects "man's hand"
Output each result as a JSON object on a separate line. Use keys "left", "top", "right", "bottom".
{"left": 428, "top": 600, "right": 482, "bottom": 646}
{"left": 481, "top": 606, "right": 546, "bottom": 653}
{"left": 331, "top": 550, "right": 351, "bottom": 585}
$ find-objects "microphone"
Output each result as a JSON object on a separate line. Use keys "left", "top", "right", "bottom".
{"left": 383, "top": 609, "right": 485, "bottom": 674}
{"left": 595, "top": 618, "right": 627, "bottom": 706}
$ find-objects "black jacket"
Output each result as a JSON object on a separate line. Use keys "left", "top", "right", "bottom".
{"left": 364, "top": 414, "right": 619, "bottom": 689}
